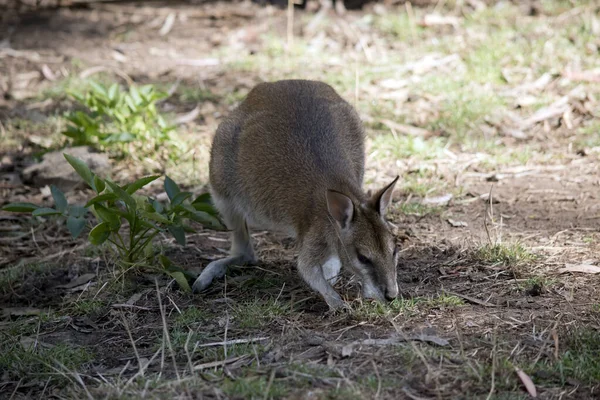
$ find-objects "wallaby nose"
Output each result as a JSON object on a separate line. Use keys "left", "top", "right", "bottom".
{"left": 385, "top": 286, "right": 398, "bottom": 301}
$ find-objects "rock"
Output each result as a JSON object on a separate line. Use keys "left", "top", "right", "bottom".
{"left": 22, "top": 146, "right": 110, "bottom": 192}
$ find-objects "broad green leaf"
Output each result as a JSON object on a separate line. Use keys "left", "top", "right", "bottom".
{"left": 138, "top": 219, "right": 162, "bottom": 231}
{"left": 185, "top": 209, "right": 224, "bottom": 229}
{"left": 139, "top": 210, "right": 170, "bottom": 224}
{"left": 63, "top": 153, "right": 95, "bottom": 190}
{"left": 159, "top": 254, "right": 173, "bottom": 268}
{"left": 32, "top": 207, "right": 61, "bottom": 217}
{"left": 159, "top": 255, "right": 195, "bottom": 293}
{"left": 191, "top": 201, "right": 219, "bottom": 216}
{"left": 103, "top": 132, "right": 136, "bottom": 143}
{"left": 125, "top": 95, "right": 138, "bottom": 112}
{"left": 1, "top": 202, "right": 39, "bottom": 213}
{"left": 167, "top": 225, "right": 186, "bottom": 246}
{"left": 129, "top": 85, "right": 142, "bottom": 105}
{"left": 93, "top": 204, "right": 121, "bottom": 231}
{"left": 167, "top": 271, "right": 191, "bottom": 293}
{"left": 111, "top": 208, "right": 135, "bottom": 226}
{"left": 171, "top": 191, "right": 192, "bottom": 207}
{"left": 150, "top": 198, "right": 164, "bottom": 213}
{"left": 126, "top": 175, "right": 160, "bottom": 195}
{"left": 108, "top": 83, "right": 119, "bottom": 102}
{"left": 89, "top": 222, "right": 111, "bottom": 245}
{"left": 105, "top": 180, "right": 136, "bottom": 210}
{"left": 67, "top": 205, "right": 87, "bottom": 218}
{"left": 50, "top": 185, "right": 68, "bottom": 213}
{"left": 67, "top": 216, "right": 87, "bottom": 238}
{"left": 192, "top": 193, "right": 211, "bottom": 205}
{"left": 89, "top": 81, "right": 108, "bottom": 98}
{"left": 164, "top": 176, "right": 180, "bottom": 201}
{"left": 93, "top": 176, "right": 106, "bottom": 193}
{"left": 85, "top": 193, "right": 118, "bottom": 207}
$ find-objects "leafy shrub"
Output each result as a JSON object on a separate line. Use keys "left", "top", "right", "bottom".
{"left": 63, "top": 81, "right": 182, "bottom": 159}
{"left": 2, "top": 154, "right": 223, "bottom": 291}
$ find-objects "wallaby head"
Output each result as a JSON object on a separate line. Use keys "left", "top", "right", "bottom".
{"left": 326, "top": 176, "right": 400, "bottom": 302}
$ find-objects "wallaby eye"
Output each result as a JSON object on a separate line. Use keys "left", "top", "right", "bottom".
{"left": 357, "top": 252, "right": 371, "bottom": 265}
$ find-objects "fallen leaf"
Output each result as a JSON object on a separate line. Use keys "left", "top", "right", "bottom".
{"left": 381, "top": 119, "right": 430, "bottom": 136}
{"left": 413, "top": 334, "right": 449, "bottom": 347}
{"left": 559, "top": 263, "right": 600, "bottom": 274}
{"left": 419, "top": 13, "right": 460, "bottom": 28}
{"left": 126, "top": 292, "right": 144, "bottom": 305}
{"left": 423, "top": 193, "right": 453, "bottom": 206}
{"left": 159, "top": 12, "right": 176, "bottom": 36}
{"left": 175, "top": 105, "right": 201, "bottom": 125}
{"left": 56, "top": 273, "right": 96, "bottom": 289}
{"left": 341, "top": 344, "right": 354, "bottom": 357}
{"left": 447, "top": 218, "right": 468, "bottom": 228}
{"left": 515, "top": 367, "right": 537, "bottom": 397}
{"left": 2, "top": 307, "right": 42, "bottom": 317}
{"left": 41, "top": 64, "right": 56, "bottom": 81}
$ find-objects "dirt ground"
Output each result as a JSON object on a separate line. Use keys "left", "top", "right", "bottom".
{"left": 1, "top": 1, "right": 600, "bottom": 399}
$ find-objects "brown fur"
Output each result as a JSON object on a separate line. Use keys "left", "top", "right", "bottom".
{"left": 193, "top": 79, "right": 399, "bottom": 309}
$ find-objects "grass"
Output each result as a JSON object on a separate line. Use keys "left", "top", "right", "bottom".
{"left": 0, "top": 263, "right": 53, "bottom": 293}
{"left": 69, "top": 299, "right": 106, "bottom": 316}
{"left": 351, "top": 293, "right": 463, "bottom": 321}
{"left": 0, "top": 116, "right": 65, "bottom": 152}
{"left": 177, "top": 86, "right": 217, "bottom": 104}
{"left": 2, "top": 1, "right": 600, "bottom": 399}
{"left": 369, "top": 133, "right": 447, "bottom": 160}
{"left": 396, "top": 202, "right": 441, "bottom": 216}
{"left": 222, "top": 373, "right": 290, "bottom": 399}
{"left": 475, "top": 242, "right": 534, "bottom": 267}
{"left": 0, "top": 335, "right": 93, "bottom": 385}
{"left": 231, "top": 297, "right": 291, "bottom": 329}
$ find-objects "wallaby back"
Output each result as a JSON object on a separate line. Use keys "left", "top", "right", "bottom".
{"left": 197, "top": 79, "right": 400, "bottom": 309}
{"left": 209, "top": 79, "right": 365, "bottom": 236}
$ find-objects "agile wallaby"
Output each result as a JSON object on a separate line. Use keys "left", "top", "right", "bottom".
{"left": 193, "top": 79, "right": 399, "bottom": 310}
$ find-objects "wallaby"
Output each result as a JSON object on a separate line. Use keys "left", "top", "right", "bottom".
{"left": 193, "top": 79, "right": 399, "bottom": 310}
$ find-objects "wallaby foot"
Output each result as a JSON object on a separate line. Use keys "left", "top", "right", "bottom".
{"left": 194, "top": 194, "right": 256, "bottom": 293}
{"left": 192, "top": 254, "right": 255, "bottom": 293}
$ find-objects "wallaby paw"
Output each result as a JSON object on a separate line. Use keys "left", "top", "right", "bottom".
{"left": 323, "top": 298, "right": 351, "bottom": 318}
{"left": 192, "top": 260, "right": 227, "bottom": 293}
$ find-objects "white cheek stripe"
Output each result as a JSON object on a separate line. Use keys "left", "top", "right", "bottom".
{"left": 322, "top": 256, "right": 342, "bottom": 284}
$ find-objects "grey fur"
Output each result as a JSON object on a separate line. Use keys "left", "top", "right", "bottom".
{"left": 193, "top": 79, "right": 399, "bottom": 310}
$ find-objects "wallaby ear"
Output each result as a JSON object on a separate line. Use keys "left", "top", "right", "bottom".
{"left": 370, "top": 176, "right": 399, "bottom": 216}
{"left": 326, "top": 190, "right": 354, "bottom": 230}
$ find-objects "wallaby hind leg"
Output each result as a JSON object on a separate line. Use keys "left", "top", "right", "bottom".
{"left": 192, "top": 195, "right": 256, "bottom": 293}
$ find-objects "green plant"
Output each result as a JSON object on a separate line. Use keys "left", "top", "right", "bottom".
{"left": 63, "top": 81, "right": 180, "bottom": 158}
{"left": 2, "top": 154, "right": 224, "bottom": 291}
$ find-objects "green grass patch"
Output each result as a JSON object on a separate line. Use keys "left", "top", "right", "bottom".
{"left": 475, "top": 242, "right": 534, "bottom": 266}
{"left": 0, "top": 335, "right": 93, "bottom": 384}
{"left": 532, "top": 329, "right": 600, "bottom": 385}
{"left": 370, "top": 133, "right": 447, "bottom": 160}
{"left": 221, "top": 373, "right": 290, "bottom": 399}
{"left": 396, "top": 202, "right": 441, "bottom": 217}
{"left": 69, "top": 299, "right": 106, "bottom": 316}
{"left": 173, "top": 307, "right": 211, "bottom": 329}
{"left": 178, "top": 86, "right": 217, "bottom": 104}
{"left": 231, "top": 297, "right": 291, "bottom": 330}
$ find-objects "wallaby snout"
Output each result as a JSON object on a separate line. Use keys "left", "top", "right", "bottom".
{"left": 193, "top": 79, "right": 400, "bottom": 310}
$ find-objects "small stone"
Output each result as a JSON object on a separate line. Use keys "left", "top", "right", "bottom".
{"left": 22, "top": 146, "right": 110, "bottom": 192}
